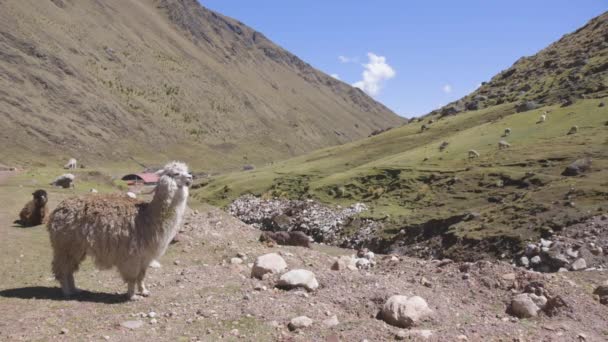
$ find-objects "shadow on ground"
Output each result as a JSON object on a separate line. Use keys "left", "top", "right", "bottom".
{"left": 0, "top": 286, "right": 128, "bottom": 304}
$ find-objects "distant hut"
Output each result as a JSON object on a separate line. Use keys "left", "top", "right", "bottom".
{"left": 121, "top": 172, "right": 159, "bottom": 186}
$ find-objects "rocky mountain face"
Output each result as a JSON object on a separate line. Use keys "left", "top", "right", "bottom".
{"left": 0, "top": 0, "right": 403, "bottom": 169}
{"left": 433, "top": 12, "right": 608, "bottom": 117}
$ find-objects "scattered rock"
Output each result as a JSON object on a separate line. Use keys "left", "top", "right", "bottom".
{"left": 276, "top": 269, "right": 319, "bottom": 291}
{"left": 121, "top": 320, "right": 144, "bottom": 330}
{"left": 322, "top": 315, "right": 339, "bottom": 328}
{"left": 230, "top": 257, "right": 243, "bottom": 265}
{"left": 562, "top": 158, "right": 592, "bottom": 176}
{"left": 570, "top": 258, "right": 587, "bottom": 271}
{"left": 149, "top": 260, "right": 161, "bottom": 268}
{"left": 356, "top": 258, "right": 371, "bottom": 269}
{"left": 251, "top": 253, "right": 287, "bottom": 279}
{"left": 60, "top": 328, "right": 69, "bottom": 335}
{"left": 331, "top": 256, "right": 357, "bottom": 271}
{"left": 288, "top": 316, "right": 313, "bottom": 331}
{"left": 381, "top": 295, "right": 433, "bottom": 328}
{"left": 510, "top": 294, "right": 541, "bottom": 318}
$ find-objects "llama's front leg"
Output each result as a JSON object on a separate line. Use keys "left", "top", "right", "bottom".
{"left": 137, "top": 280, "right": 150, "bottom": 297}
{"left": 137, "top": 268, "right": 149, "bottom": 297}
{"left": 126, "top": 282, "right": 143, "bottom": 300}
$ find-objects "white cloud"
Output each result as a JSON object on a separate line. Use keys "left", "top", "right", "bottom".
{"left": 330, "top": 73, "right": 340, "bottom": 80}
{"left": 352, "top": 52, "right": 396, "bottom": 97}
{"left": 338, "top": 55, "right": 350, "bottom": 63}
{"left": 442, "top": 84, "right": 452, "bottom": 94}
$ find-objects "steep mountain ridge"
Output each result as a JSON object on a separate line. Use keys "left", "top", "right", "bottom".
{"left": 0, "top": 0, "right": 403, "bottom": 169}
{"left": 434, "top": 12, "right": 607, "bottom": 117}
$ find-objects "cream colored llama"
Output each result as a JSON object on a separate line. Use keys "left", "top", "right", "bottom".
{"left": 47, "top": 161, "right": 192, "bottom": 300}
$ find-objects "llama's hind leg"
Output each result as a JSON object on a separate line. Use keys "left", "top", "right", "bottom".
{"left": 52, "top": 249, "right": 84, "bottom": 297}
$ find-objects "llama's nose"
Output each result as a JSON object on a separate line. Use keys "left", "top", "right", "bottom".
{"left": 186, "top": 174, "right": 193, "bottom": 186}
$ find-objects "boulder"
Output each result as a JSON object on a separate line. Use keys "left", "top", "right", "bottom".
{"left": 570, "top": 258, "right": 587, "bottom": 271}
{"left": 288, "top": 316, "right": 313, "bottom": 331}
{"left": 510, "top": 294, "right": 540, "bottom": 318}
{"left": 276, "top": 269, "right": 319, "bottom": 291}
{"left": 251, "top": 253, "right": 287, "bottom": 279}
{"left": 530, "top": 256, "right": 541, "bottom": 265}
{"left": 381, "top": 295, "right": 433, "bottom": 328}
{"left": 562, "top": 158, "right": 592, "bottom": 176}
{"left": 322, "top": 315, "right": 340, "bottom": 328}
{"left": 331, "top": 256, "right": 357, "bottom": 271}
{"left": 356, "top": 258, "right": 371, "bottom": 269}
{"left": 515, "top": 101, "right": 539, "bottom": 113}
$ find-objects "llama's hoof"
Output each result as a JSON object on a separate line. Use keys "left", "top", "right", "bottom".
{"left": 128, "top": 294, "right": 145, "bottom": 301}
{"left": 140, "top": 289, "right": 150, "bottom": 297}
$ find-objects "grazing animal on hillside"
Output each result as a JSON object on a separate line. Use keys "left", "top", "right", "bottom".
{"left": 420, "top": 124, "right": 428, "bottom": 132}
{"left": 468, "top": 150, "right": 480, "bottom": 159}
{"left": 47, "top": 161, "right": 192, "bottom": 300}
{"left": 503, "top": 128, "right": 511, "bottom": 137}
{"left": 64, "top": 158, "right": 77, "bottom": 170}
{"left": 439, "top": 141, "right": 449, "bottom": 151}
{"left": 51, "top": 174, "right": 75, "bottom": 188}
{"left": 567, "top": 125, "right": 578, "bottom": 135}
{"left": 498, "top": 140, "right": 511, "bottom": 150}
{"left": 259, "top": 231, "right": 311, "bottom": 248}
{"left": 537, "top": 113, "right": 547, "bottom": 123}
{"left": 18, "top": 190, "right": 49, "bottom": 226}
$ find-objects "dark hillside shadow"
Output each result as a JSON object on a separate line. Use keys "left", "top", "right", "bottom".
{"left": 0, "top": 286, "right": 128, "bottom": 304}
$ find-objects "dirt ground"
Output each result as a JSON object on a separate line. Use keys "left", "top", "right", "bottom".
{"left": 0, "top": 172, "right": 607, "bottom": 341}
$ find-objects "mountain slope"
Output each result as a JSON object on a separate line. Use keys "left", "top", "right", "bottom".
{"left": 0, "top": 0, "right": 403, "bottom": 169}
{"left": 194, "top": 12, "right": 608, "bottom": 260}
{"left": 434, "top": 12, "right": 608, "bottom": 117}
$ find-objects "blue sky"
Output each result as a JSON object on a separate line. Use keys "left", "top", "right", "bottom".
{"left": 201, "top": 1, "right": 606, "bottom": 117}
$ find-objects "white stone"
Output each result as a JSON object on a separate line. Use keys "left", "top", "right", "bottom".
{"left": 148, "top": 312, "right": 157, "bottom": 318}
{"left": 276, "top": 269, "right": 318, "bottom": 291}
{"left": 288, "top": 316, "right": 313, "bottom": 330}
{"left": 520, "top": 256, "right": 530, "bottom": 267}
{"left": 126, "top": 192, "right": 137, "bottom": 199}
{"left": 530, "top": 256, "right": 541, "bottom": 265}
{"left": 540, "top": 239, "right": 552, "bottom": 248}
{"left": 90, "top": 188, "right": 98, "bottom": 193}
{"left": 571, "top": 258, "right": 587, "bottom": 271}
{"left": 322, "top": 315, "right": 339, "bottom": 327}
{"left": 510, "top": 294, "right": 540, "bottom": 318}
{"left": 364, "top": 251, "right": 375, "bottom": 260}
{"left": 356, "top": 258, "right": 371, "bottom": 269}
{"left": 251, "top": 253, "right": 287, "bottom": 279}
{"left": 120, "top": 320, "right": 144, "bottom": 329}
{"left": 381, "top": 295, "right": 433, "bottom": 328}
{"left": 230, "top": 257, "right": 243, "bottom": 265}
{"left": 149, "top": 260, "right": 161, "bottom": 268}
{"left": 331, "top": 256, "right": 357, "bottom": 271}
{"left": 528, "top": 294, "right": 547, "bottom": 309}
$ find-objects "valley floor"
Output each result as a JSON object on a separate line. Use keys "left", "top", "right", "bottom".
{"left": 0, "top": 170, "right": 608, "bottom": 341}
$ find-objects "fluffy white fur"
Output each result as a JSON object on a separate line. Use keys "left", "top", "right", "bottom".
{"left": 47, "top": 161, "right": 192, "bottom": 300}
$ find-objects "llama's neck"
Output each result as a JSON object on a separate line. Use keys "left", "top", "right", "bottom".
{"left": 148, "top": 184, "right": 188, "bottom": 226}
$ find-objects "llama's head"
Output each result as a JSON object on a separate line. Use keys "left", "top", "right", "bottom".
{"left": 32, "top": 189, "right": 48, "bottom": 205}
{"left": 156, "top": 161, "right": 192, "bottom": 188}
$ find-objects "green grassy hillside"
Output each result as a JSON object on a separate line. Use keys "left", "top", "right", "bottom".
{"left": 194, "top": 97, "right": 607, "bottom": 259}
{"left": 192, "top": 13, "right": 608, "bottom": 259}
